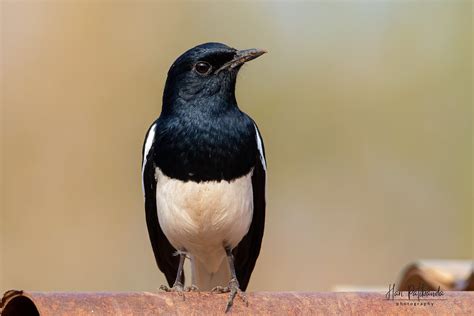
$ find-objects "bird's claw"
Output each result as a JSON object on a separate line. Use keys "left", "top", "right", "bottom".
{"left": 160, "top": 282, "right": 184, "bottom": 292}
{"left": 159, "top": 282, "right": 186, "bottom": 300}
{"left": 211, "top": 278, "right": 248, "bottom": 312}
{"left": 185, "top": 284, "right": 200, "bottom": 292}
{"left": 211, "top": 285, "right": 228, "bottom": 293}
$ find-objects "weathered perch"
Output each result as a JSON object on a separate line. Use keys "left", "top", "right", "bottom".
{"left": 1, "top": 290, "right": 473, "bottom": 315}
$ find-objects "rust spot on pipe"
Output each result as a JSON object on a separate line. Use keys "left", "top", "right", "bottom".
{"left": 1, "top": 290, "right": 473, "bottom": 315}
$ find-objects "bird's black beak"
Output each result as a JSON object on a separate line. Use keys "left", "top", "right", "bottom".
{"left": 216, "top": 48, "right": 267, "bottom": 73}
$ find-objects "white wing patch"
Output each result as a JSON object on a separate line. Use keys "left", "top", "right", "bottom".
{"left": 254, "top": 124, "right": 266, "bottom": 171}
{"left": 142, "top": 123, "right": 157, "bottom": 195}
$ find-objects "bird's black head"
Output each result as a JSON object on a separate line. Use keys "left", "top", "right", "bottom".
{"left": 161, "top": 42, "right": 266, "bottom": 116}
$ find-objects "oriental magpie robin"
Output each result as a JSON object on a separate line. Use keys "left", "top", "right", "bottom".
{"left": 142, "top": 42, "right": 266, "bottom": 311}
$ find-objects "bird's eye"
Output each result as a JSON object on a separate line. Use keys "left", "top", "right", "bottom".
{"left": 195, "top": 61, "right": 212, "bottom": 75}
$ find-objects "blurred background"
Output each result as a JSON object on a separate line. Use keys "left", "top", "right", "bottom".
{"left": 1, "top": 0, "right": 472, "bottom": 293}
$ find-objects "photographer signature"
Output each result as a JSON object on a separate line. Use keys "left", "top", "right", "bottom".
{"left": 386, "top": 283, "right": 444, "bottom": 300}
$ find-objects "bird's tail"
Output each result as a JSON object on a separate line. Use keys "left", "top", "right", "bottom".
{"left": 191, "top": 257, "right": 230, "bottom": 291}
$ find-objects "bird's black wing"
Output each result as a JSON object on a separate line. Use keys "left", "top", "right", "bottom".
{"left": 142, "top": 123, "right": 182, "bottom": 286}
{"left": 233, "top": 124, "right": 266, "bottom": 291}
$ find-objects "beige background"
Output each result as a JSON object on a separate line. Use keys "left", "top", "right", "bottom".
{"left": 1, "top": 1, "right": 472, "bottom": 292}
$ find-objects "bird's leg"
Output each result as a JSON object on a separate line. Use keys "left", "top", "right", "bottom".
{"left": 211, "top": 247, "right": 248, "bottom": 312}
{"left": 159, "top": 251, "right": 186, "bottom": 298}
{"left": 181, "top": 252, "right": 199, "bottom": 292}
{"left": 160, "top": 251, "right": 199, "bottom": 297}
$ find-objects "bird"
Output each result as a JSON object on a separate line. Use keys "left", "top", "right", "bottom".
{"left": 141, "top": 42, "right": 267, "bottom": 312}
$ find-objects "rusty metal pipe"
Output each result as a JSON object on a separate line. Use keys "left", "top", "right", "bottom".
{"left": 1, "top": 290, "right": 473, "bottom": 315}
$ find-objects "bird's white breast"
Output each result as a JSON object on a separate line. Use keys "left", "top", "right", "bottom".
{"left": 155, "top": 168, "right": 253, "bottom": 271}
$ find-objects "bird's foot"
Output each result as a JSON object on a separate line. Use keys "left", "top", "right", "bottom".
{"left": 160, "top": 282, "right": 186, "bottom": 300}
{"left": 184, "top": 284, "right": 200, "bottom": 292}
{"left": 211, "top": 278, "right": 248, "bottom": 312}
{"left": 160, "top": 282, "right": 184, "bottom": 292}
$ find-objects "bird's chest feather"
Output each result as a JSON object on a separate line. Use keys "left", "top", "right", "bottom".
{"left": 155, "top": 168, "right": 253, "bottom": 256}
{"left": 153, "top": 113, "right": 257, "bottom": 182}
